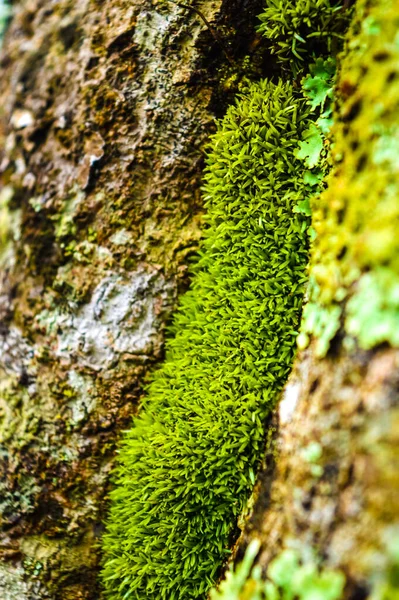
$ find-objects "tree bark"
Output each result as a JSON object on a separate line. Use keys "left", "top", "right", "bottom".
{"left": 0, "top": 1, "right": 263, "bottom": 597}
{"left": 237, "top": 346, "right": 398, "bottom": 597}
{"left": 0, "top": 1, "right": 397, "bottom": 599}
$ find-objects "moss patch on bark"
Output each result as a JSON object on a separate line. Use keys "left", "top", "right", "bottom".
{"left": 101, "top": 79, "right": 313, "bottom": 600}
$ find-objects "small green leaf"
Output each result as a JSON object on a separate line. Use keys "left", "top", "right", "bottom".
{"left": 304, "top": 169, "right": 324, "bottom": 186}
{"left": 293, "top": 198, "right": 312, "bottom": 216}
{"left": 295, "top": 124, "right": 324, "bottom": 169}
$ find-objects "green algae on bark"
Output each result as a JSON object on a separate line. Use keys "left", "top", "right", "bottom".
{"left": 101, "top": 80, "right": 313, "bottom": 599}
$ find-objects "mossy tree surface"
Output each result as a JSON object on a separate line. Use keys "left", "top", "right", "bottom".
{"left": 102, "top": 80, "right": 312, "bottom": 599}
{"left": 0, "top": 0, "right": 398, "bottom": 598}
{"left": 232, "top": 1, "right": 399, "bottom": 599}
{"left": 0, "top": 0, "right": 265, "bottom": 597}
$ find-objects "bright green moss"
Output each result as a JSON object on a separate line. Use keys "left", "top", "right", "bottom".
{"left": 300, "top": 0, "right": 399, "bottom": 355}
{"left": 101, "top": 80, "right": 314, "bottom": 599}
{"left": 258, "top": 0, "right": 351, "bottom": 74}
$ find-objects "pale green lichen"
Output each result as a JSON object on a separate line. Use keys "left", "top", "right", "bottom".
{"left": 301, "top": 441, "right": 324, "bottom": 478}
{"left": 52, "top": 188, "right": 85, "bottom": 243}
{"left": 292, "top": 57, "right": 337, "bottom": 220}
{"left": 345, "top": 268, "right": 399, "bottom": 350}
{"left": 210, "top": 541, "right": 345, "bottom": 600}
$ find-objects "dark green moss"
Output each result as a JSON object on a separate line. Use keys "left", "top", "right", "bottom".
{"left": 101, "top": 79, "right": 313, "bottom": 599}
{"left": 258, "top": 0, "right": 351, "bottom": 74}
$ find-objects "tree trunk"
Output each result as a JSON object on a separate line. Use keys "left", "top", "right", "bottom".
{"left": 0, "top": 0, "right": 397, "bottom": 599}
{"left": 237, "top": 346, "right": 398, "bottom": 597}
{"left": 0, "top": 1, "right": 263, "bottom": 597}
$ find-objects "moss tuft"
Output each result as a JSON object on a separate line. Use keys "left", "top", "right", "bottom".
{"left": 101, "top": 80, "right": 313, "bottom": 599}
{"left": 258, "top": 0, "right": 351, "bottom": 74}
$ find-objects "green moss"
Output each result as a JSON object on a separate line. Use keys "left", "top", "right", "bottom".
{"left": 210, "top": 541, "right": 345, "bottom": 600}
{"left": 99, "top": 2, "right": 354, "bottom": 596}
{"left": 300, "top": 0, "right": 399, "bottom": 355}
{"left": 258, "top": 0, "right": 351, "bottom": 74}
{"left": 101, "top": 79, "right": 313, "bottom": 599}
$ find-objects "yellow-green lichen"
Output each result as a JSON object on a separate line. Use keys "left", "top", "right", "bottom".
{"left": 300, "top": 0, "right": 399, "bottom": 355}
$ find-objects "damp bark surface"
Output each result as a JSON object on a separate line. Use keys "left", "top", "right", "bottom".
{"left": 237, "top": 343, "right": 398, "bottom": 598}
{"left": 0, "top": 1, "right": 264, "bottom": 597}
{"left": 1, "top": 0, "right": 397, "bottom": 599}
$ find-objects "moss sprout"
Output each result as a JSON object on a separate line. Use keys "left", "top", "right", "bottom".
{"left": 101, "top": 80, "right": 314, "bottom": 599}
{"left": 258, "top": 0, "right": 351, "bottom": 74}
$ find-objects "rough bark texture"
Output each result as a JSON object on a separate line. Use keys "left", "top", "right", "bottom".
{"left": 0, "top": 0, "right": 397, "bottom": 599}
{"left": 238, "top": 346, "right": 398, "bottom": 597}
{"left": 0, "top": 1, "right": 264, "bottom": 598}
